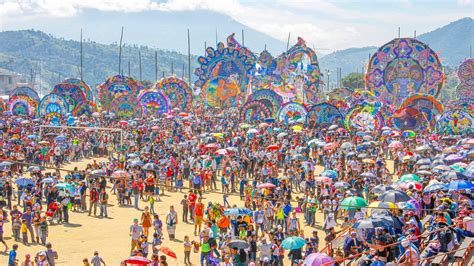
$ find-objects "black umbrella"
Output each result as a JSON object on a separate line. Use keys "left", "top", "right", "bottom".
{"left": 370, "top": 213, "right": 403, "bottom": 229}
{"left": 353, "top": 218, "right": 391, "bottom": 229}
{"left": 27, "top": 166, "right": 45, "bottom": 172}
{"left": 228, "top": 240, "right": 249, "bottom": 249}
{"left": 415, "top": 158, "right": 431, "bottom": 165}
{"left": 379, "top": 190, "right": 411, "bottom": 203}
{"left": 371, "top": 185, "right": 394, "bottom": 195}
{"left": 143, "top": 163, "right": 159, "bottom": 171}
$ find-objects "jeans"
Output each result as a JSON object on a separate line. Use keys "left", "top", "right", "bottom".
{"left": 134, "top": 194, "right": 139, "bottom": 209}
{"left": 100, "top": 203, "right": 108, "bottom": 217}
{"left": 200, "top": 251, "right": 210, "bottom": 266}
{"left": 89, "top": 201, "right": 98, "bottom": 215}
{"left": 62, "top": 206, "right": 69, "bottom": 223}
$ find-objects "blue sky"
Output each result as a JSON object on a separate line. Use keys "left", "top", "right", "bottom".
{"left": 0, "top": 0, "right": 472, "bottom": 53}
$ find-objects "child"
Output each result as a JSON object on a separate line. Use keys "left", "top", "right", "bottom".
{"left": 12, "top": 217, "right": 21, "bottom": 242}
{"left": 152, "top": 233, "right": 161, "bottom": 256}
{"left": 140, "top": 235, "right": 149, "bottom": 258}
{"left": 149, "top": 193, "right": 155, "bottom": 214}
{"left": 223, "top": 187, "right": 230, "bottom": 208}
{"left": 21, "top": 219, "right": 28, "bottom": 244}
{"left": 39, "top": 216, "right": 48, "bottom": 245}
{"left": 153, "top": 214, "right": 163, "bottom": 238}
{"left": 183, "top": 235, "right": 192, "bottom": 265}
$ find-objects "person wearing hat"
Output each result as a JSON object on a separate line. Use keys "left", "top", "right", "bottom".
{"left": 397, "top": 239, "right": 420, "bottom": 265}
{"left": 343, "top": 231, "right": 363, "bottom": 257}
{"left": 129, "top": 218, "right": 143, "bottom": 253}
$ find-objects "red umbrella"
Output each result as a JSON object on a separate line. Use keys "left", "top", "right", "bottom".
{"left": 315, "top": 176, "right": 332, "bottom": 183}
{"left": 178, "top": 112, "right": 188, "bottom": 117}
{"left": 257, "top": 182, "right": 276, "bottom": 189}
{"left": 119, "top": 120, "right": 128, "bottom": 125}
{"left": 159, "top": 246, "right": 177, "bottom": 259}
{"left": 466, "top": 138, "right": 474, "bottom": 145}
{"left": 266, "top": 145, "right": 280, "bottom": 151}
{"left": 151, "top": 126, "right": 159, "bottom": 130}
{"left": 204, "top": 143, "right": 218, "bottom": 149}
{"left": 336, "top": 128, "right": 346, "bottom": 133}
{"left": 124, "top": 256, "right": 151, "bottom": 264}
{"left": 401, "top": 181, "right": 422, "bottom": 191}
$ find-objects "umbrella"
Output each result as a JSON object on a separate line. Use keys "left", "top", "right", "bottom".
{"left": 112, "top": 170, "right": 130, "bottom": 178}
{"left": 379, "top": 190, "right": 411, "bottom": 203}
{"left": 446, "top": 180, "right": 473, "bottom": 190}
{"left": 321, "top": 170, "right": 338, "bottom": 179}
{"left": 128, "top": 160, "right": 144, "bottom": 167}
{"left": 450, "top": 165, "right": 465, "bottom": 173}
{"left": 463, "top": 165, "right": 474, "bottom": 179}
{"left": 27, "top": 165, "right": 44, "bottom": 172}
{"left": 90, "top": 169, "right": 106, "bottom": 176}
{"left": 440, "top": 170, "right": 460, "bottom": 180}
{"left": 264, "top": 118, "right": 275, "bottom": 123}
{"left": 223, "top": 208, "right": 252, "bottom": 216}
{"left": 258, "top": 122, "right": 270, "bottom": 128}
{"left": 178, "top": 112, "right": 188, "bottom": 117}
{"left": 362, "top": 158, "right": 376, "bottom": 164}
{"left": 400, "top": 181, "right": 422, "bottom": 191}
{"left": 247, "top": 128, "right": 259, "bottom": 134}
{"left": 55, "top": 182, "right": 75, "bottom": 193}
{"left": 353, "top": 217, "right": 391, "bottom": 229}
{"left": 328, "top": 124, "right": 338, "bottom": 130}
{"left": 257, "top": 183, "right": 276, "bottom": 189}
{"left": 277, "top": 132, "right": 288, "bottom": 139}
{"left": 416, "top": 170, "right": 433, "bottom": 176}
{"left": 389, "top": 141, "right": 403, "bottom": 149}
{"left": 340, "top": 196, "right": 368, "bottom": 210}
{"left": 402, "top": 130, "right": 416, "bottom": 137}
{"left": 423, "top": 183, "right": 446, "bottom": 193}
{"left": 119, "top": 120, "right": 128, "bottom": 125}
{"left": 158, "top": 247, "right": 177, "bottom": 259}
{"left": 0, "top": 161, "right": 13, "bottom": 168}
{"left": 215, "top": 149, "right": 229, "bottom": 156}
{"left": 124, "top": 256, "right": 151, "bottom": 264}
{"left": 433, "top": 165, "right": 452, "bottom": 172}
{"left": 314, "top": 176, "right": 332, "bottom": 183}
{"left": 399, "top": 174, "right": 421, "bottom": 182}
{"left": 142, "top": 162, "right": 158, "bottom": 171}
{"left": 357, "top": 153, "right": 368, "bottom": 159}
{"left": 367, "top": 201, "right": 398, "bottom": 215}
{"left": 41, "top": 177, "right": 57, "bottom": 184}
{"left": 15, "top": 177, "right": 35, "bottom": 186}
{"left": 370, "top": 213, "right": 404, "bottom": 228}
{"left": 340, "top": 142, "right": 353, "bottom": 149}
{"left": 291, "top": 125, "right": 303, "bottom": 131}
{"left": 204, "top": 143, "right": 218, "bottom": 149}
{"left": 323, "top": 143, "right": 336, "bottom": 150}
{"left": 228, "top": 240, "right": 249, "bottom": 249}
{"left": 371, "top": 185, "right": 394, "bottom": 195}
{"left": 281, "top": 236, "right": 306, "bottom": 250}
{"left": 346, "top": 151, "right": 356, "bottom": 157}
{"left": 127, "top": 153, "right": 139, "bottom": 158}
{"left": 266, "top": 145, "right": 280, "bottom": 151}
{"left": 304, "top": 253, "right": 334, "bottom": 266}
{"left": 361, "top": 172, "right": 378, "bottom": 178}
{"left": 445, "top": 154, "right": 464, "bottom": 164}
{"left": 334, "top": 181, "right": 350, "bottom": 188}
{"left": 416, "top": 158, "right": 431, "bottom": 165}
{"left": 239, "top": 123, "right": 251, "bottom": 129}
{"left": 26, "top": 134, "right": 37, "bottom": 139}
{"left": 415, "top": 145, "right": 431, "bottom": 152}
{"left": 308, "top": 138, "right": 323, "bottom": 147}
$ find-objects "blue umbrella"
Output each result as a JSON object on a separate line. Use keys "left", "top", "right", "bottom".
{"left": 462, "top": 165, "right": 474, "bottom": 179}
{"left": 127, "top": 153, "right": 139, "bottom": 159}
{"left": 321, "top": 170, "right": 338, "bottom": 179}
{"left": 142, "top": 162, "right": 158, "bottom": 170}
{"left": 264, "top": 118, "right": 275, "bottom": 123}
{"left": 446, "top": 180, "right": 474, "bottom": 190}
{"left": 281, "top": 236, "right": 306, "bottom": 250}
{"left": 55, "top": 135, "right": 66, "bottom": 142}
{"left": 41, "top": 177, "right": 58, "bottom": 184}
{"left": 27, "top": 135, "right": 37, "bottom": 139}
{"left": 423, "top": 183, "right": 446, "bottom": 193}
{"left": 128, "top": 160, "right": 144, "bottom": 167}
{"left": 223, "top": 208, "right": 252, "bottom": 216}
{"left": 356, "top": 131, "right": 367, "bottom": 136}
{"left": 15, "top": 177, "right": 35, "bottom": 186}
{"left": 55, "top": 183, "right": 76, "bottom": 193}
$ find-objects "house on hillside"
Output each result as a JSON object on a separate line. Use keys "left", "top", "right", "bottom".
{"left": 0, "top": 68, "right": 28, "bottom": 96}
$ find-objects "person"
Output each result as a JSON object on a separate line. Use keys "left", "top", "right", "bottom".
{"left": 180, "top": 195, "right": 189, "bottom": 223}
{"left": 21, "top": 219, "right": 28, "bottom": 244}
{"left": 140, "top": 235, "right": 149, "bottom": 258}
{"left": 45, "top": 242, "right": 58, "bottom": 266}
{"left": 0, "top": 216, "right": 9, "bottom": 252}
{"left": 90, "top": 251, "right": 106, "bottom": 266}
{"left": 194, "top": 197, "right": 205, "bottom": 235}
{"left": 8, "top": 244, "right": 18, "bottom": 266}
{"left": 141, "top": 206, "right": 152, "bottom": 237}
{"left": 83, "top": 258, "right": 90, "bottom": 266}
{"left": 89, "top": 187, "right": 99, "bottom": 216}
{"left": 99, "top": 189, "right": 108, "bottom": 218}
{"left": 21, "top": 254, "right": 34, "bottom": 266}
{"left": 129, "top": 218, "right": 143, "bottom": 253}
{"left": 184, "top": 235, "right": 192, "bottom": 265}
{"left": 36, "top": 250, "right": 50, "bottom": 266}
{"left": 22, "top": 207, "right": 35, "bottom": 243}
{"left": 166, "top": 205, "right": 178, "bottom": 239}
{"left": 39, "top": 216, "right": 48, "bottom": 245}
{"left": 343, "top": 231, "right": 363, "bottom": 257}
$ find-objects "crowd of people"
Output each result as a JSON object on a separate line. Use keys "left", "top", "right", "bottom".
{"left": 0, "top": 104, "right": 472, "bottom": 265}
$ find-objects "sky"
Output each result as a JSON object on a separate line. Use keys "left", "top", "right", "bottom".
{"left": 0, "top": 0, "right": 473, "bottom": 53}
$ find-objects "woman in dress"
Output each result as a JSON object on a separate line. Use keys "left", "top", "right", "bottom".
{"left": 141, "top": 206, "right": 152, "bottom": 238}
{"left": 166, "top": 205, "right": 178, "bottom": 240}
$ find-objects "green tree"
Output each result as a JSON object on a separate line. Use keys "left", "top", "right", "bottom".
{"left": 341, "top": 72, "right": 364, "bottom": 90}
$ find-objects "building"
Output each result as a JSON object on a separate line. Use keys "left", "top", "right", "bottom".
{"left": 0, "top": 68, "right": 29, "bottom": 96}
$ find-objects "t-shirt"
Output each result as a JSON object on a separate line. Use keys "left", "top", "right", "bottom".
{"left": 130, "top": 224, "right": 143, "bottom": 240}
{"left": 195, "top": 203, "right": 204, "bottom": 217}
{"left": 45, "top": 249, "right": 58, "bottom": 266}
{"left": 91, "top": 255, "right": 103, "bottom": 266}
{"left": 8, "top": 250, "right": 16, "bottom": 266}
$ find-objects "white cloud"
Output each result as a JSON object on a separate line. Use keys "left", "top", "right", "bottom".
{"left": 457, "top": 0, "right": 473, "bottom": 5}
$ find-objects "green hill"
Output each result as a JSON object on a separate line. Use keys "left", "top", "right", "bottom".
{"left": 0, "top": 30, "right": 198, "bottom": 92}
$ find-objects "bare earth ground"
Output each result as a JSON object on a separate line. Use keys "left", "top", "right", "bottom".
{"left": 0, "top": 157, "right": 394, "bottom": 265}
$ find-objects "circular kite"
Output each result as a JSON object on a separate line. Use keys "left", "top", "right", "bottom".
{"left": 37, "top": 94, "right": 69, "bottom": 118}
{"left": 248, "top": 89, "right": 283, "bottom": 115}
{"left": 64, "top": 78, "right": 94, "bottom": 101}
{"left": 366, "top": 38, "right": 445, "bottom": 105}
{"left": 307, "top": 103, "right": 343, "bottom": 128}
{"left": 98, "top": 75, "right": 141, "bottom": 111}
{"left": 457, "top": 58, "right": 473, "bottom": 87}
{"left": 0, "top": 98, "right": 5, "bottom": 113}
{"left": 437, "top": 109, "right": 473, "bottom": 134}
{"left": 456, "top": 83, "right": 474, "bottom": 100}
{"left": 10, "top": 86, "right": 40, "bottom": 102}
{"left": 9, "top": 95, "right": 38, "bottom": 116}
{"left": 111, "top": 95, "right": 143, "bottom": 118}
{"left": 239, "top": 100, "right": 273, "bottom": 122}
{"left": 156, "top": 77, "right": 193, "bottom": 112}
{"left": 344, "top": 102, "right": 384, "bottom": 132}
{"left": 72, "top": 100, "right": 99, "bottom": 116}
{"left": 390, "top": 106, "right": 424, "bottom": 131}
{"left": 195, "top": 38, "right": 256, "bottom": 107}
{"left": 138, "top": 90, "right": 170, "bottom": 116}
{"left": 52, "top": 82, "right": 87, "bottom": 111}
{"left": 401, "top": 93, "right": 443, "bottom": 124}
{"left": 277, "top": 102, "right": 308, "bottom": 125}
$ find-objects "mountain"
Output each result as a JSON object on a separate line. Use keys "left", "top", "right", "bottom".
{"left": 2, "top": 9, "right": 285, "bottom": 56}
{"left": 319, "top": 17, "right": 473, "bottom": 85}
{"left": 0, "top": 29, "right": 198, "bottom": 94}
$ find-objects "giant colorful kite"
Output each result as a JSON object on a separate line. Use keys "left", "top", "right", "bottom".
{"left": 37, "top": 94, "right": 69, "bottom": 118}
{"left": 344, "top": 102, "right": 384, "bottom": 132}
{"left": 111, "top": 95, "right": 143, "bottom": 118}
{"left": 437, "top": 109, "right": 473, "bottom": 134}
{"left": 138, "top": 90, "right": 170, "bottom": 116}
{"left": 156, "top": 77, "right": 193, "bottom": 112}
{"left": 366, "top": 38, "right": 445, "bottom": 106}
{"left": 239, "top": 100, "right": 273, "bottom": 122}
{"left": 277, "top": 101, "right": 308, "bottom": 125}
{"left": 52, "top": 82, "right": 87, "bottom": 111}
{"left": 307, "top": 103, "right": 343, "bottom": 127}
{"left": 247, "top": 89, "right": 283, "bottom": 116}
